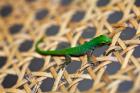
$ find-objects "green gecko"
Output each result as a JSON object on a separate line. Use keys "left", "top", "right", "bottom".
{"left": 35, "top": 35, "right": 112, "bottom": 67}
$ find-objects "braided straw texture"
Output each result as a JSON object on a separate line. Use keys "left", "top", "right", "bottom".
{"left": 0, "top": 0, "right": 140, "bottom": 93}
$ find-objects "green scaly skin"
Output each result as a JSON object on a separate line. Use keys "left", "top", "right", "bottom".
{"left": 35, "top": 35, "right": 112, "bottom": 57}
{"left": 35, "top": 35, "right": 112, "bottom": 68}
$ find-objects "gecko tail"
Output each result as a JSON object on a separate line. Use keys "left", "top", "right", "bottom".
{"left": 35, "top": 37, "right": 48, "bottom": 55}
{"left": 35, "top": 37, "right": 67, "bottom": 56}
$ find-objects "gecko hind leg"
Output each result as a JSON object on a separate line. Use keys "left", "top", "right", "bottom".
{"left": 60, "top": 55, "right": 71, "bottom": 69}
{"left": 86, "top": 49, "right": 96, "bottom": 66}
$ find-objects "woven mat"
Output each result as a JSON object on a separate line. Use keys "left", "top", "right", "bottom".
{"left": 0, "top": 0, "right": 140, "bottom": 93}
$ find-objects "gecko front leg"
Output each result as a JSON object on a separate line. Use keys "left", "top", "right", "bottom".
{"left": 86, "top": 48, "right": 96, "bottom": 66}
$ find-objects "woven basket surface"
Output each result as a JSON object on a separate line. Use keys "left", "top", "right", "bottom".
{"left": 0, "top": 0, "right": 140, "bottom": 93}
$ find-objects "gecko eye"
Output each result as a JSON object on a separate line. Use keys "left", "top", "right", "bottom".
{"left": 102, "top": 42, "right": 106, "bottom": 44}
{"left": 101, "top": 40, "right": 111, "bottom": 45}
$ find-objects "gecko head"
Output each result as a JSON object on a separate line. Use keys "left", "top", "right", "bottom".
{"left": 93, "top": 35, "right": 112, "bottom": 46}
{"left": 99, "top": 35, "right": 112, "bottom": 44}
